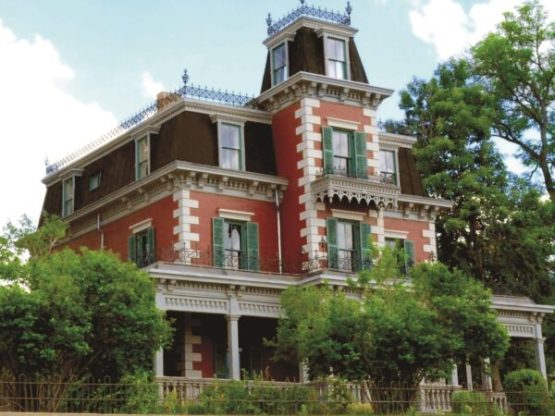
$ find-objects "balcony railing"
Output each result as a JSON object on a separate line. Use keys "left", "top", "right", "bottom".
{"left": 379, "top": 172, "right": 397, "bottom": 185}
{"left": 323, "top": 166, "right": 368, "bottom": 179}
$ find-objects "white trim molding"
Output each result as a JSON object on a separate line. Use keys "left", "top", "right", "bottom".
{"left": 129, "top": 218, "right": 153, "bottom": 234}
{"left": 326, "top": 117, "right": 360, "bottom": 131}
{"left": 218, "top": 209, "right": 254, "bottom": 222}
{"left": 331, "top": 208, "right": 364, "bottom": 222}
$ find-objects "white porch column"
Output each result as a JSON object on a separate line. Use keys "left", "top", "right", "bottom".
{"left": 227, "top": 315, "right": 241, "bottom": 380}
{"left": 450, "top": 364, "right": 459, "bottom": 386}
{"left": 481, "top": 358, "right": 492, "bottom": 391}
{"left": 154, "top": 349, "right": 164, "bottom": 377}
{"left": 299, "top": 361, "right": 309, "bottom": 383}
{"left": 465, "top": 363, "right": 473, "bottom": 391}
{"left": 533, "top": 314, "right": 547, "bottom": 379}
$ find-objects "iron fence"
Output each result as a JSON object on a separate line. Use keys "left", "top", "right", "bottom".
{"left": 3, "top": 375, "right": 550, "bottom": 415}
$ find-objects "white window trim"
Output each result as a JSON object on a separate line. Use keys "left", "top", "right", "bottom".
{"left": 218, "top": 209, "right": 254, "bottom": 222}
{"left": 331, "top": 209, "right": 364, "bottom": 222}
{"left": 135, "top": 134, "right": 151, "bottom": 181}
{"left": 61, "top": 176, "right": 75, "bottom": 218}
{"left": 211, "top": 116, "right": 246, "bottom": 171}
{"left": 319, "top": 31, "right": 351, "bottom": 81}
{"left": 129, "top": 218, "right": 153, "bottom": 234}
{"left": 327, "top": 117, "right": 360, "bottom": 131}
{"left": 384, "top": 230, "right": 409, "bottom": 240}
{"left": 270, "top": 41, "right": 290, "bottom": 87}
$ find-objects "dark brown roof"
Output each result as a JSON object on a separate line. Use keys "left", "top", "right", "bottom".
{"left": 398, "top": 147, "right": 425, "bottom": 197}
{"left": 41, "top": 110, "right": 277, "bottom": 217}
{"left": 261, "top": 27, "right": 368, "bottom": 93}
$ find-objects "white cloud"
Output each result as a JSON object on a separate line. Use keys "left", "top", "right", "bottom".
{"left": 141, "top": 72, "right": 165, "bottom": 99}
{"left": 409, "top": 0, "right": 554, "bottom": 60}
{"left": 0, "top": 19, "right": 117, "bottom": 227}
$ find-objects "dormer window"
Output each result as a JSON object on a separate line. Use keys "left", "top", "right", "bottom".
{"left": 212, "top": 116, "right": 245, "bottom": 171}
{"left": 62, "top": 177, "right": 74, "bottom": 217}
{"left": 379, "top": 150, "right": 397, "bottom": 185}
{"left": 135, "top": 135, "right": 150, "bottom": 180}
{"left": 272, "top": 43, "right": 288, "bottom": 86}
{"left": 325, "top": 37, "right": 348, "bottom": 80}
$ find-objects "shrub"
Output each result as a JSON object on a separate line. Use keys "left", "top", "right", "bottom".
{"left": 504, "top": 369, "right": 552, "bottom": 415}
{"left": 346, "top": 402, "right": 374, "bottom": 415}
{"left": 451, "top": 391, "right": 489, "bottom": 415}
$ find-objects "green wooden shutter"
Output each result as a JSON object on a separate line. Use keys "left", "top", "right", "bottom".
{"left": 246, "top": 222, "right": 260, "bottom": 271}
{"left": 322, "top": 127, "right": 334, "bottom": 175}
{"left": 147, "top": 227, "right": 155, "bottom": 265}
{"left": 404, "top": 240, "right": 415, "bottom": 275}
{"left": 128, "top": 235, "right": 136, "bottom": 264}
{"left": 212, "top": 218, "right": 224, "bottom": 267}
{"left": 326, "top": 218, "right": 338, "bottom": 270}
{"left": 359, "top": 223, "right": 372, "bottom": 270}
{"left": 352, "top": 223, "right": 362, "bottom": 271}
{"left": 354, "top": 132, "right": 368, "bottom": 179}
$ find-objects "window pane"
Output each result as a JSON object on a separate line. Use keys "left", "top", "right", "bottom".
{"left": 137, "top": 137, "right": 148, "bottom": 163}
{"left": 380, "top": 151, "right": 395, "bottom": 172}
{"left": 63, "top": 179, "right": 73, "bottom": 202}
{"left": 221, "top": 124, "right": 240, "bottom": 149}
{"left": 224, "top": 222, "right": 242, "bottom": 269}
{"left": 274, "top": 67, "right": 286, "bottom": 84}
{"left": 224, "top": 223, "right": 241, "bottom": 251}
{"left": 332, "top": 131, "right": 349, "bottom": 157}
{"left": 327, "top": 38, "right": 345, "bottom": 61}
{"left": 138, "top": 161, "right": 149, "bottom": 178}
{"left": 221, "top": 148, "right": 240, "bottom": 170}
{"left": 272, "top": 44, "right": 286, "bottom": 69}
{"left": 337, "top": 222, "right": 354, "bottom": 250}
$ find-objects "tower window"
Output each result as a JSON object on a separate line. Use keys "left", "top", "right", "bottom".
{"left": 272, "top": 43, "right": 288, "bottom": 86}
{"left": 326, "top": 37, "right": 347, "bottom": 80}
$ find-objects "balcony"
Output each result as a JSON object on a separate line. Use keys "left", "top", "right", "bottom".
{"left": 312, "top": 172, "right": 400, "bottom": 208}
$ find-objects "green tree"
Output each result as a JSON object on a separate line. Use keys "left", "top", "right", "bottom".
{"left": 0, "top": 218, "right": 171, "bottom": 383}
{"left": 471, "top": 0, "right": 555, "bottom": 200}
{"left": 273, "top": 249, "right": 508, "bottom": 390}
{"left": 390, "top": 58, "right": 555, "bottom": 370}
{"left": 392, "top": 60, "right": 555, "bottom": 300}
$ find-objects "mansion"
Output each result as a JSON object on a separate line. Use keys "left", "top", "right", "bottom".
{"left": 40, "top": 0, "right": 553, "bottom": 387}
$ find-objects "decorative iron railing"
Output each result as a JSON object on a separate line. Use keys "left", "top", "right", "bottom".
{"left": 266, "top": 0, "right": 352, "bottom": 36}
{"left": 45, "top": 70, "right": 254, "bottom": 175}
{"left": 323, "top": 165, "right": 368, "bottom": 179}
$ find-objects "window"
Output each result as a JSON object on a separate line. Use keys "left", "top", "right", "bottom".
{"left": 135, "top": 136, "right": 149, "bottom": 180}
{"left": 62, "top": 177, "right": 74, "bottom": 217}
{"left": 128, "top": 227, "right": 155, "bottom": 268}
{"left": 89, "top": 171, "right": 102, "bottom": 191}
{"left": 379, "top": 150, "right": 397, "bottom": 184}
{"left": 385, "top": 237, "right": 415, "bottom": 275}
{"left": 326, "top": 218, "right": 371, "bottom": 272}
{"left": 332, "top": 130, "right": 351, "bottom": 176}
{"left": 272, "top": 43, "right": 288, "bottom": 86}
{"left": 212, "top": 218, "right": 259, "bottom": 271}
{"left": 322, "top": 127, "right": 367, "bottom": 178}
{"left": 219, "top": 123, "right": 243, "bottom": 170}
{"left": 325, "top": 37, "right": 347, "bottom": 80}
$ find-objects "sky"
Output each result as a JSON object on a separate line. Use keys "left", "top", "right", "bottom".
{"left": 0, "top": 0, "right": 553, "bottom": 228}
